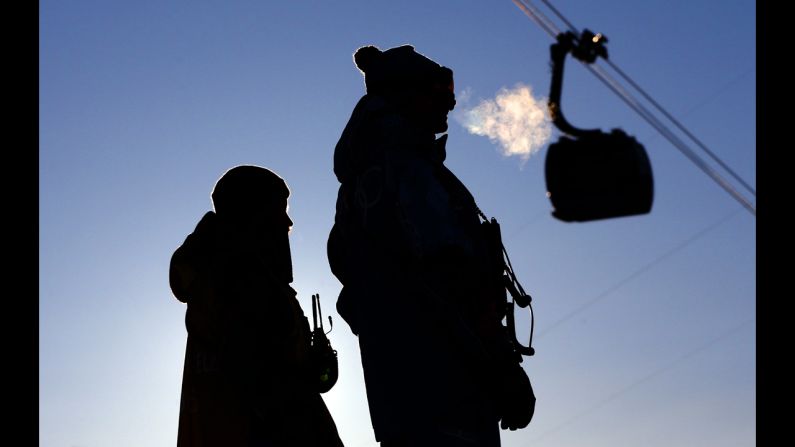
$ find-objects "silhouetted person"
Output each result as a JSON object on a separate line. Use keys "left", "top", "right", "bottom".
{"left": 327, "top": 45, "right": 535, "bottom": 447}
{"left": 170, "top": 165, "right": 344, "bottom": 447}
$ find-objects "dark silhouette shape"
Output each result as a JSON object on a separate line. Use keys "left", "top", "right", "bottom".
{"left": 327, "top": 45, "right": 535, "bottom": 446}
{"left": 170, "top": 165, "right": 344, "bottom": 447}
{"left": 545, "top": 30, "right": 653, "bottom": 222}
{"left": 310, "top": 293, "right": 339, "bottom": 393}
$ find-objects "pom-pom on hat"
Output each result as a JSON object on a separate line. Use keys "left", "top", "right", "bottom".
{"left": 353, "top": 44, "right": 453, "bottom": 95}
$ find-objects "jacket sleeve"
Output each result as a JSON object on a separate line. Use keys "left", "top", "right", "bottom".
{"left": 169, "top": 238, "right": 199, "bottom": 304}
{"left": 169, "top": 213, "right": 230, "bottom": 345}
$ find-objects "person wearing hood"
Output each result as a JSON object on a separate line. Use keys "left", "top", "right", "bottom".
{"left": 327, "top": 45, "right": 535, "bottom": 447}
{"left": 170, "top": 165, "right": 344, "bottom": 447}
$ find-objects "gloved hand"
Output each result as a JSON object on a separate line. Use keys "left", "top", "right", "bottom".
{"left": 498, "top": 364, "right": 536, "bottom": 430}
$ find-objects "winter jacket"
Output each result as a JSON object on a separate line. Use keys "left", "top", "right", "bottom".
{"left": 171, "top": 211, "right": 344, "bottom": 447}
{"left": 328, "top": 94, "right": 518, "bottom": 441}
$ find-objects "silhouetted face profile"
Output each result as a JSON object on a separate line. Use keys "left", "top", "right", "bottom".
{"left": 407, "top": 70, "right": 456, "bottom": 134}
{"left": 354, "top": 44, "right": 456, "bottom": 134}
{"left": 212, "top": 165, "right": 294, "bottom": 281}
{"left": 242, "top": 192, "right": 293, "bottom": 235}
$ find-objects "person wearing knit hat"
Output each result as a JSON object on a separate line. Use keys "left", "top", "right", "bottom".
{"left": 353, "top": 45, "right": 455, "bottom": 134}
{"left": 328, "top": 45, "right": 535, "bottom": 446}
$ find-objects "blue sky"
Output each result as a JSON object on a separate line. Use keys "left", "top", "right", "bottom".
{"left": 40, "top": 1, "right": 755, "bottom": 446}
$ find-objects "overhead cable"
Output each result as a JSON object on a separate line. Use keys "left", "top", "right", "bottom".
{"left": 526, "top": 318, "right": 754, "bottom": 445}
{"left": 510, "top": 0, "right": 756, "bottom": 215}
{"left": 538, "top": 0, "right": 755, "bottom": 197}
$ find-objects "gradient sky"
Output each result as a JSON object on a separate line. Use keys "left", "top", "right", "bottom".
{"left": 40, "top": 1, "right": 756, "bottom": 446}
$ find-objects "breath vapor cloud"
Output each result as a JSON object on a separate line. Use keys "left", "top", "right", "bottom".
{"left": 456, "top": 83, "right": 553, "bottom": 162}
